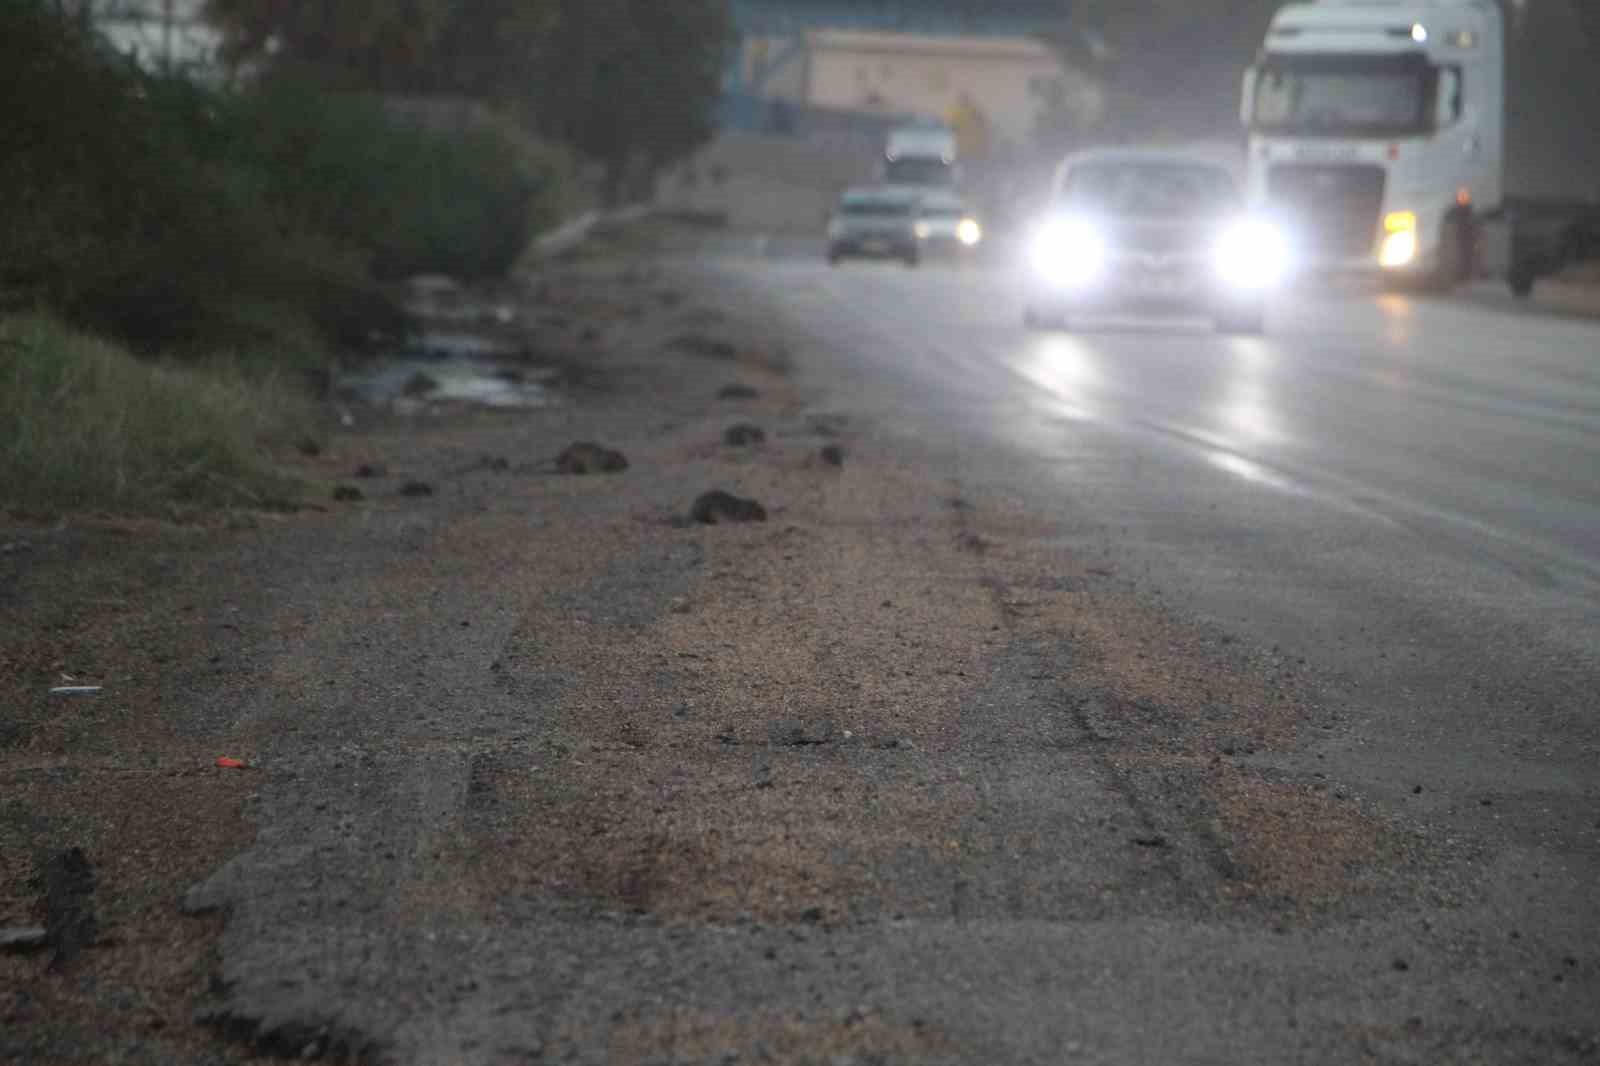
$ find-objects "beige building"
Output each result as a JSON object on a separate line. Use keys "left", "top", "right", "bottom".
{"left": 743, "top": 30, "right": 1100, "bottom": 155}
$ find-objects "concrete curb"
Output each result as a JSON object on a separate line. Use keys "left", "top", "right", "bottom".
{"left": 532, "top": 205, "right": 652, "bottom": 259}
{"left": 1532, "top": 278, "right": 1600, "bottom": 320}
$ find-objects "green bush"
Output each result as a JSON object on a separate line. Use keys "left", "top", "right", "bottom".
{"left": 1, "top": 1, "right": 570, "bottom": 363}
{"left": 0, "top": 5, "right": 380, "bottom": 359}
{"left": 230, "top": 78, "right": 573, "bottom": 281}
{"left": 0, "top": 314, "right": 312, "bottom": 513}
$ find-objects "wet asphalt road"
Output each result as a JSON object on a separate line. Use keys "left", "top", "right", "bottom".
{"left": 175, "top": 254, "right": 1600, "bottom": 1064}
{"left": 703, "top": 250, "right": 1600, "bottom": 875}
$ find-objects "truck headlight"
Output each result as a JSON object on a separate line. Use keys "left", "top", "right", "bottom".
{"left": 1216, "top": 220, "right": 1289, "bottom": 289}
{"left": 914, "top": 221, "right": 933, "bottom": 240}
{"left": 1379, "top": 211, "right": 1418, "bottom": 269}
{"left": 957, "top": 218, "right": 982, "bottom": 246}
{"left": 1032, "top": 217, "right": 1104, "bottom": 286}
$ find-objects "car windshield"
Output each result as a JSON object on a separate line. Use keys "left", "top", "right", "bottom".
{"left": 920, "top": 205, "right": 966, "bottom": 220}
{"left": 840, "top": 199, "right": 912, "bottom": 217}
{"left": 1059, "top": 162, "right": 1239, "bottom": 218}
{"left": 1252, "top": 55, "right": 1435, "bottom": 135}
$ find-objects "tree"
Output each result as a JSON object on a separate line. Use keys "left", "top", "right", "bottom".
{"left": 205, "top": 0, "right": 452, "bottom": 90}
{"left": 1048, "top": 0, "right": 1282, "bottom": 143}
{"left": 530, "top": 0, "right": 733, "bottom": 204}
{"left": 1570, "top": 0, "right": 1600, "bottom": 56}
{"left": 203, "top": 0, "right": 557, "bottom": 96}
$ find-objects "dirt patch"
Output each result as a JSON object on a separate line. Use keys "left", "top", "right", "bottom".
{"left": 555, "top": 1005, "right": 963, "bottom": 1064}
{"left": 1207, "top": 767, "right": 1434, "bottom": 915}
{"left": 0, "top": 757, "right": 270, "bottom": 1064}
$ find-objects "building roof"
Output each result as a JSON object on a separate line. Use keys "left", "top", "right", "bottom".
{"left": 806, "top": 29, "right": 1059, "bottom": 61}
{"left": 731, "top": 0, "right": 1072, "bottom": 37}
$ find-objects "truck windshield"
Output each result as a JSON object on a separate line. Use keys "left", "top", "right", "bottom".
{"left": 1252, "top": 54, "right": 1436, "bottom": 136}
{"left": 884, "top": 158, "right": 956, "bottom": 186}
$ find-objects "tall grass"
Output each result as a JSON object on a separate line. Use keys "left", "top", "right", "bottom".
{"left": 0, "top": 315, "right": 312, "bottom": 513}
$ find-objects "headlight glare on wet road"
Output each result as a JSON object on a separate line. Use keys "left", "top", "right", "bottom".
{"left": 1215, "top": 220, "right": 1289, "bottom": 289}
{"left": 1032, "top": 217, "right": 1104, "bottom": 286}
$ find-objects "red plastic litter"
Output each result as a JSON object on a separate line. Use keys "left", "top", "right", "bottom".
{"left": 215, "top": 756, "right": 247, "bottom": 769}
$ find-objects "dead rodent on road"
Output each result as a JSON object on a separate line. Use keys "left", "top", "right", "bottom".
{"left": 1, "top": 248, "right": 1587, "bottom": 1064}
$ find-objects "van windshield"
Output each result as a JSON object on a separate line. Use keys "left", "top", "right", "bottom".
{"left": 840, "top": 200, "right": 913, "bottom": 217}
{"left": 884, "top": 158, "right": 956, "bottom": 186}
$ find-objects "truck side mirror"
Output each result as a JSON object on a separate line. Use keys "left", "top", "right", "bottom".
{"left": 1240, "top": 67, "right": 1258, "bottom": 126}
{"left": 1439, "top": 68, "right": 1463, "bottom": 124}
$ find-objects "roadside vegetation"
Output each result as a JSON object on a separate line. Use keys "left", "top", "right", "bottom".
{"left": 0, "top": 0, "right": 730, "bottom": 516}
{"left": 0, "top": 315, "right": 312, "bottom": 513}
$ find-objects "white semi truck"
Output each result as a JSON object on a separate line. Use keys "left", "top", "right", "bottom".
{"left": 1241, "top": 0, "right": 1599, "bottom": 292}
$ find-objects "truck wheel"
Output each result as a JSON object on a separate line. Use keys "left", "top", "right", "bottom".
{"left": 1428, "top": 215, "right": 1471, "bottom": 292}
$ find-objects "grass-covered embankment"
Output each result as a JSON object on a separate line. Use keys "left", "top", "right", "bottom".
{"left": 0, "top": 315, "right": 314, "bottom": 514}
{"left": 0, "top": 0, "right": 584, "bottom": 515}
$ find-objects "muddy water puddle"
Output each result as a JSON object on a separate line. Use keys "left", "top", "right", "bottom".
{"left": 338, "top": 328, "right": 559, "bottom": 413}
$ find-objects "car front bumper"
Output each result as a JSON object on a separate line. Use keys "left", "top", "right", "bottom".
{"left": 830, "top": 233, "right": 917, "bottom": 259}
{"left": 1028, "top": 259, "right": 1268, "bottom": 316}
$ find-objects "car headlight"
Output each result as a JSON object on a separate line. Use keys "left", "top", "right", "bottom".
{"left": 1379, "top": 210, "right": 1418, "bottom": 269}
{"left": 1032, "top": 217, "right": 1104, "bottom": 286}
{"left": 1215, "top": 220, "right": 1290, "bottom": 289}
{"left": 957, "top": 218, "right": 982, "bottom": 246}
{"left": 914, "top": 221, "right": 933, "bottom": 240}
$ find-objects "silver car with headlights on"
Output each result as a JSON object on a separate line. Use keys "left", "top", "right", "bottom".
{"left": 827, "top": 187, "right": 922, "bottom": 267}
{"left": 1024, "top": 149, "right": 1289, "bottom": 334}
{"left": 913, "top": 192, "right": 983, "bottom": 260}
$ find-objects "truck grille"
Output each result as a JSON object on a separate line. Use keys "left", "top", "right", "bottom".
{"left": 1106, "top": 220, "right": 1215, "bottom": 257}
{"left": 1265, "top": 164, "right": 1386, "bottom": 259}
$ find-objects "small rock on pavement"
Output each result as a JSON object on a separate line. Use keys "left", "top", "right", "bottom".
{"left": 722, "top": 423, "right": 766, "bottom": 447}
{"left": 770, "top": 720, "right": 836, "bottom": 747}
{"left": 717, "top": 383, "right": 760, "bottom": 401}
{"left": 555, "top": 442, "right": 629, "bottom": 475}
{"left": 819, "top": 444, "right": 846, "bottom": 467}
{"left": 690, "top": 490, "right": 767, "bottom": 525}
{"left": 669, "top": 334, "right": 738, "bottom": 360}
{"left": 353, "top": 463, "right": 387, "bottom": 479}
{"left": 399, "top": 481, "right": 434, "bottom": 497}
{"left": 332, "top": 485, "right": 364, "bottom": 502}
{"left": 402, "top": 371, "right": 440, "bottom": 397}
{"left": 295, "top": 437, "right": 322, "bottom": 457}
{"left": 45, "top": 847, "right": 97, "bottom": 967}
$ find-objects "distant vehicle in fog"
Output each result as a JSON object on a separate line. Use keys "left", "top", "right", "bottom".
{"left": 882, "top": 122, "right": 960, "bottom": 191}
{"left": 1024, "top": 149, "right": 1288, "bottom": 334}
{"left": 827, "top": 187, "right": 922, "bottom": 267}
{"left": 913, "top": 192, "right": 984, "bottom": 258}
